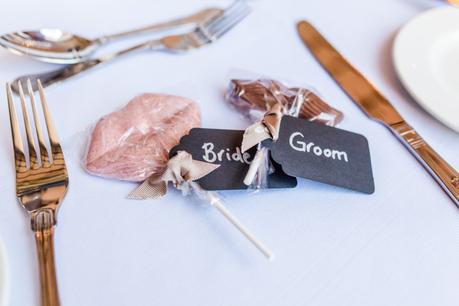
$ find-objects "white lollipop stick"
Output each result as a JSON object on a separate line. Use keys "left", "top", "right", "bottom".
{"left": 244, "top": 149, "right": 265, "bottom": 186}
{"left": 189, "top": 182, "right": 274, "bottom": 260}
{"left": 211, "top": 197, "right": 274, "bottom": 260}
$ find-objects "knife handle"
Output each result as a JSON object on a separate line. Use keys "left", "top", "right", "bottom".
{"left": 391, "top": 121, "right": 459, "bottom": 207}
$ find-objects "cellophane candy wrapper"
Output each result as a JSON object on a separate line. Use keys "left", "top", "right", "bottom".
{"left": 225, "top": 77, "right": 344, "bottom": 191}
{"left": 226, "top": 78, "right": 344, "bottom": 126}
{"left": 83, "top": 93, "right": 201, "bottom": 182}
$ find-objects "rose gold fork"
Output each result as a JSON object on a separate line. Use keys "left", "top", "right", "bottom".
{"left": 6, "top": 79, "right": 68, "bottom": 306}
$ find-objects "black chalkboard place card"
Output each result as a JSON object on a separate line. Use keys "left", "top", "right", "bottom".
{"left": 271, "top": 116, "right": 375, "bottom": 194}
{"left": 170, "top": 128, "right": 297, "bottom": 190}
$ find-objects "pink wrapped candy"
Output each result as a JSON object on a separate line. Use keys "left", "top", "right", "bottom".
{"left": 84, "top": 93, "right": 201, "bottom": 181}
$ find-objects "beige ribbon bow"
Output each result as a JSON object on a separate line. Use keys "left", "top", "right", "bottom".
{"left": 241, "top": 102, "right": 283, "bottom": 187}
{"left": 241, "top": 102, "right": 283, "bottom": 153}
{"left": 128, "top": 151, "right": 220, "bottom": 200}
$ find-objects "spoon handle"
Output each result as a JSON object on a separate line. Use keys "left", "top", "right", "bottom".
{"left": 96, "top": 8, "right": 221, "bottom": 43}
{"left": 11, "top": 40, "right": 163, "bottom": 93}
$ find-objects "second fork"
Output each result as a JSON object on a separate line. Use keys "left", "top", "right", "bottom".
{"left": 10, "top": 0, "right": 251, "bottom": 94}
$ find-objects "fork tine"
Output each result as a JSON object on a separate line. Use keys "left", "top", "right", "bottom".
{"left": 205, "top": 1, "right": 245, "bottom": 31}
{"left": 18, "top": 81, "right": 40, "bottom": 169}
{"left": 27, "top": 79, "right": 50, "bottom": 167}
{"left": 37, "top": 80, "right": 64, "bottom": 164}
{"left": 218, "top": 0, "right": 246, "bottom": 18}
{"left": 206, "top": 1, "right": 251, "bottom": 39}
{"left": 215, "top": 7, "right": 250, "bottom": 39}
{"left": 6, "top": 83, "right": 27, "bottom": 173}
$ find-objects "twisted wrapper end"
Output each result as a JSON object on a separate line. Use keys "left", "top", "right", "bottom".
{"left": 128, "top": 151, "right": 220, "bottom": 200}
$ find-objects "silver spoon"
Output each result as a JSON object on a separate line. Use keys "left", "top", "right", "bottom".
{"left": 10, "top": 0, "right": 251, "bottom": 94}
{"left": 0, "top": 8, "right": 222, "bottom": 64}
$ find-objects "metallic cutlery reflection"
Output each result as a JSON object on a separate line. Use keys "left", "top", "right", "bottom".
{"left": 6, "top": 79, "right": 68, "bottom": 306}
{"left": 11, "top": 0, "right": 251, "bottom": 93}
{"left": 0, "top": 7, "right": 222, "bottom": 64}
{"left": 297, "top": 20, "right": 459, "bottom": 208}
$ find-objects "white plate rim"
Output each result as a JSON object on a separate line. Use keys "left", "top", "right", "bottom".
{"left": 393, "top": 7, "right": 459, "bottom": 133}
{"left": 0, "top": 238, "right": 8, "bottom": 306}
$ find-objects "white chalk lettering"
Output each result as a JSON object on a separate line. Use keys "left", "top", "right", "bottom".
{"left": 202, "top": 142, "right": 252, "bottom": 164}
{"left": 288, "top": 132, "right": 349, "bottom": 162}
{"left": 313, "top": 146, "right": 322, "bottom": 156}
{"left": 290, "top": 132, "right": 306, "bottom": 152}
{"left": 332, "top": 150, "right": 348, "bottom": 162}
{"left": 202, "top": 143, "right": 217, "bottom": 163}
{"left": 243, "top": 152, "right": 252, "bottom": 164}
{"left": 231, "top": 147, "right": 244, "bottom": 163}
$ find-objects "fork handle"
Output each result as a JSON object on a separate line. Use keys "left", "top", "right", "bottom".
{"left": 96, "top": 8, "right": 220, "bottom": 43}
{"left": 35, "top": 226, "right": 60, "bottom": 306}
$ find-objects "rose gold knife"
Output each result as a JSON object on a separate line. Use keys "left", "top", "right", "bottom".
{"left": 297, "top": 20, "right": 459, "bottom": 208}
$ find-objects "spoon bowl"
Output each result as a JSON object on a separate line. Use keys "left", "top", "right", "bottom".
{"left": 0, "top": 8, "right": 222, "bottom": 64}
{"left": 0, "top": 29, "right": 97, "bottom": 64}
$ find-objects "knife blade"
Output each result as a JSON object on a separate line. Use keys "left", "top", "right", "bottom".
{"left": 297, "top": 20, "right": 459, "bottom": 208}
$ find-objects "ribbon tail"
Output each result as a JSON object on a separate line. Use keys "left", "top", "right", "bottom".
{"left": 128, "top": 180, "right": 167, "bottom": 200}
{"left": 187, "top": 160, "right": 220, "bottom": 181}
{"left": 241, "top": 122, "right": 271, "bottom": 153}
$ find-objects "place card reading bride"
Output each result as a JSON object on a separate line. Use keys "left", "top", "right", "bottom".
{"left": 170, "top": 128, "right": 297, "bottom": 190}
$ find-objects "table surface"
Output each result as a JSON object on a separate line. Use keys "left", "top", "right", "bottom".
{"left": 1, "top": 1, "right": 458, "bottom": 305}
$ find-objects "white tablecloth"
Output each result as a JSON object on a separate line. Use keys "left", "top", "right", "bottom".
{"left": 0, "top": 1, "right": 458, "bottom": 305}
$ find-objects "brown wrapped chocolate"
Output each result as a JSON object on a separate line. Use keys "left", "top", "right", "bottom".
{"left": 226, "top": 79, "right": 343, "bottom": 126}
